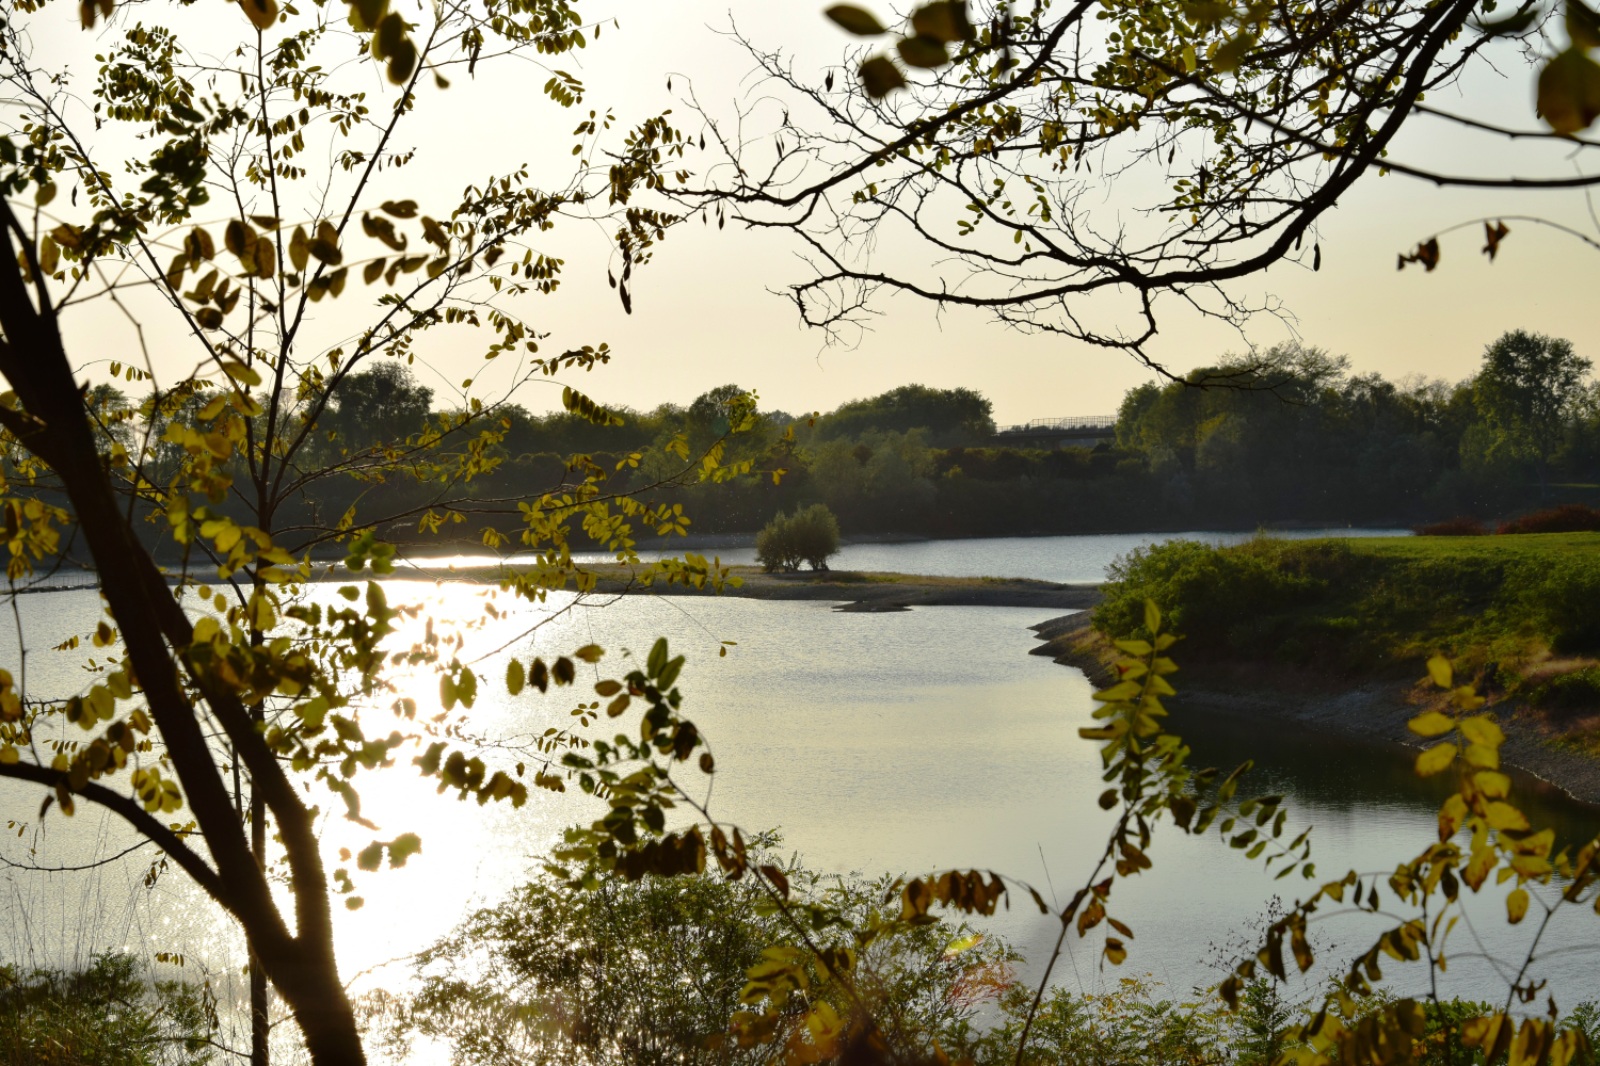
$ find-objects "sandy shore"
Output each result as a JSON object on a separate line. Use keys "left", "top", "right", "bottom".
{"left": 583, "top": 567, "right": 1103, "bottom": 612}
{"left": 381, "top": 562, "right": 1102, "bottom": 612}
{"left": 1029, "top": 613, "right": 1600, "bottom": 808}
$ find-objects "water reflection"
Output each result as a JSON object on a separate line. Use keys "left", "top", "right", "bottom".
{"left": 1, "top": 579, "right": 1596, "bottom": 1063}
{"left": 404, "top": 527, "right": 1410, "bottom": 585}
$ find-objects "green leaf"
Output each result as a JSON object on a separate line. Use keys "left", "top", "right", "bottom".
{"left": 349, "top": 0, "right": 387, "bottom": 32}
{"left": 1570, "top": 0, "right": 1600, "bottom": 49}
{"left": 1474, "top": 7, "right": 1540, "bottom": 36}
{"left": 858, "top": 55, "right": 906, "bottom": 97}
{"left": 1538, "top": 46, "right": 1600, "bottom": 134}
{"left": 356, "top": 842, "right": 384, "bottom": 871}
{"left": 911, "top": 1, "right": 975, "bottom": 42}
{"left": 239, "top": 0, "right": 278, "bottom": 30}
{"left": 1143, "top": 599, "right": 1162, "bottom": 636}
{"left": 897, "top": 35, "right": 949, "bottom": 68}
{"left": 387, "top": 833, "right": 422, "bottom": 868}
{"left": 309, "top": 221, "right": 343, "bottom": 265}
{"left": 825, "top": 4, "right": 888, "bottom": 35}
{"left": 224, "top": 219, "right": 252, "bottom": 259}
{"left": 506, "top": 658, "right": 525, "bottom": 696}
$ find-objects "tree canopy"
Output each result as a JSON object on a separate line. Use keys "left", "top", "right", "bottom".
{"left": 1473, "top": 330, "right": 1594, "bottom": 492}
{"left": 0, "top": 0, "right": 745, "bottom": 1060}
{"left": 691, "top": 0, "right": 1600, "bottom": 374}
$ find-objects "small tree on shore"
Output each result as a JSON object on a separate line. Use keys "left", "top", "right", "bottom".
{"left": 755, "top": 503, "right": 840, "bottom": 572}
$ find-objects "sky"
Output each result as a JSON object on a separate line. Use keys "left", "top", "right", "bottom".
{"left": 24, "top": 0, "right": 1600, "bottom": 425}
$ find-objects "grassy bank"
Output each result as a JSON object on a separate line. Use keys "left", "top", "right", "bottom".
{"left": 1092, "top": 533, "right": 1600, "bottom": 751}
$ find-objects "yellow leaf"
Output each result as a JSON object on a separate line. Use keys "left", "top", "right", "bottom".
{"left": 1407, "top": 711, "right": 1454, "bottom": 737}
{"left": 1509, "top": 1018, "right": 1549, "bottom": 1066}
{"left": 1093, "top": 680, "right": 1141, "bottom": 703}
{"left": 1426, "top": 655, "right": 1453, "bottom": 689}
{"left": 1460, "top": 715, "right": 1504, "bottom": 749}
{"left": 1438, "top": 793, "right": 1468, "bottom": 840}
{"left": 219, "top": 361, "right": 262, "bottom": 387}
{"left": 1485, "top": 802, "right": 1530, "bottom": 833}
{"left": 1472, "top": 771, "right": 1511, "bottom": 799}
{"left": 1414, "top": 742, "right": 1457, "bottom": 777}
{"left": 1506, "top": 887, "right": 1530, "bottom": 925}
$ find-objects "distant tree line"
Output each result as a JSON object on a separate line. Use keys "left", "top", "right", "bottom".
{"left": 63, "top": 331, "right": 1598, "bottom": 554}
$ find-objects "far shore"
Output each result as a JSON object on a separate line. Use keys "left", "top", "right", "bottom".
{"left": 378, "top": 562, "right": 1103, "bottom": 612}
{"left": 1029, "top": 615, "right": 1600, "bottom": 808}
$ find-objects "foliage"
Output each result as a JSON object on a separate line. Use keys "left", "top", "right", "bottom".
{"left": 1497, "top": 505, "right": 1600, "bottom": 535}
{"left": 1095, "top": 533, "right": 1600, "bottom": 673}
{"left": 1474, "top": 332, "right": 1594, "bottom": 492}
{"left": 700, "top": 0, "right": 1600, "bottom": 368}
{"left": 1414, "top": 517, "right": 1491, "bottom": 537}
{"left": 814, "top": 386, "right": 994, "bottom": 447}
{"left": 1212, "top": 656, "right": 1598, "bottom": 1066}
{"left": 755, "top": 504, "right": 842, "bottom": 573}
{"left": 389, "top": 847, "right": 1017, "bottom": 1066}
{"left": 0, "top": 0, "right": 759, "bottom": 1060}
{"left": 1536, "top": 555, "right": 1600, "bottom": 653}
{"left": 0, "top": 954, "right": 213, "bottom": 1066}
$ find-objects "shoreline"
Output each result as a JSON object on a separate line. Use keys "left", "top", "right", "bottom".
{"left": 378, "top": 563, "right": 1103, "bottom": 613}
{"left": 1029, "top": 614, "right": 1600, "bottom": 809}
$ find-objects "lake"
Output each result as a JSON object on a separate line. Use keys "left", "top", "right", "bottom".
{"left": 2, "top": 530, "right": 1597, "bottom": 1061}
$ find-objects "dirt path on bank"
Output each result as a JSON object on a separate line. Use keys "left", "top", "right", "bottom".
{"left": 1029, "top": 614, "right": 1600, "bottom": 809}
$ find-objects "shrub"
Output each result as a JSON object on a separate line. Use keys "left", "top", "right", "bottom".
{"left": 391, "top": 851, "right": 1016, "bottom": 1066}
{"left": 1537, "top": 556, "right": 1600, "bottom": 654}
{"left": 0, "top": 954, "right": 213, "bottom": 1066}
{"left": 1093, "top": 538, "right": 1348, "bottom": 657}
{"left": 1529, "top": 666, "right": 1600, "bottom": 710}
{"left": 1496, "top": 504, "right": 1600, "bottom": 535}
{"left": 1412, "top": 516, "right": 1489, "bottom": 536}
{"left": 755, "top": 504, "right": 840, "bottom": 572}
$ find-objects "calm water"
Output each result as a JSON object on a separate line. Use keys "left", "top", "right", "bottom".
{"left": 3, "top": 532, "right": 1598, "bottom": 1061}
{"left": 411, "top": 527, "right": 1412, "bottom": 585}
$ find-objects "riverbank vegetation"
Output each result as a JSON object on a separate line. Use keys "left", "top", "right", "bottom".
{"left": 375, "top": 851, "right": 1600, "bottom": 1066}
{"left": 1094, "top": 533, "right": 1600, "bottom": 749}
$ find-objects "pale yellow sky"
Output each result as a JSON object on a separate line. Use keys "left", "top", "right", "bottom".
{"left": 29, "top": 0, "right": 1600, "bottom": 425}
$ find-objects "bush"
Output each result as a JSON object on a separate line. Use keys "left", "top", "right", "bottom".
{"left": 1412, "top": 516, "right": 1489, "bottom": 536}
{"left": 0, "top": 954, "right": 213, "bottom": 1066}
{"left": 1497, "top": 504, "right": 1600, "bottom": 535}
{"left": 755, "top": 504, "right": 840, "bottom": 572}
{"left": 1537, "top": 556, "right": 1600, "bottom": 653}
{"left": 1093, "top": 538, "right": 1348, "bottom": 658}
{"left": 391, "top": 850, "right": 1016, "bottom": 1066}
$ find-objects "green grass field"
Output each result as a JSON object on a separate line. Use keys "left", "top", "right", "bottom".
{"left": 1348, "top": 532, "right": 1600, "bottom": 562}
